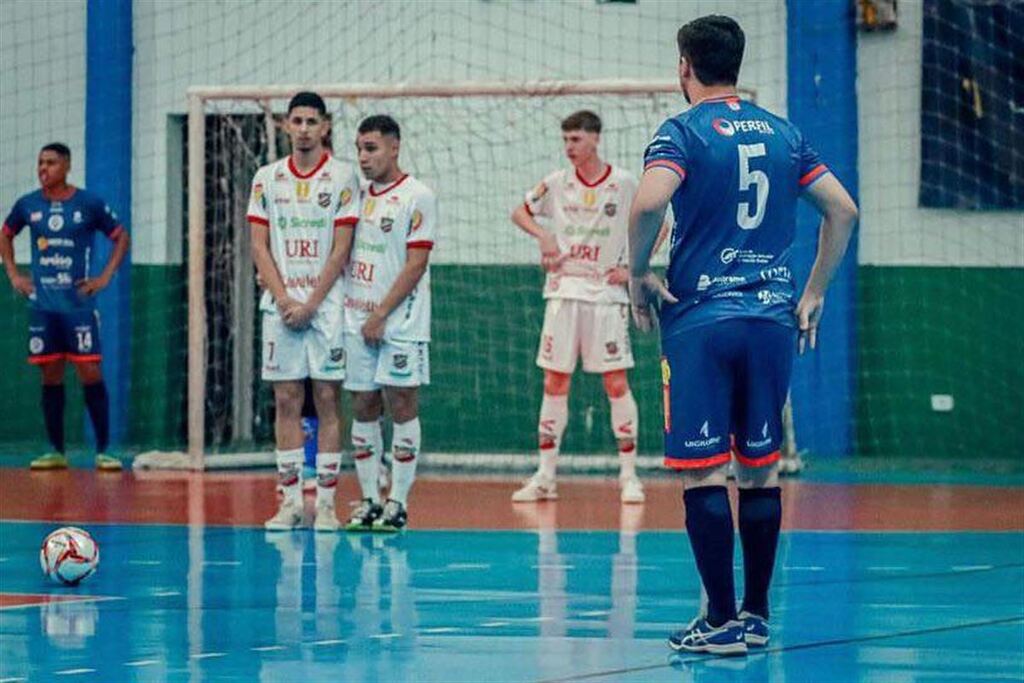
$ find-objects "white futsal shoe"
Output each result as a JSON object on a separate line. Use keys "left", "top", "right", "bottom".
{"left": 264, "top": 499, "right": 304, "bottom": 531}
{"left": 313, "top": 503, "right": 341, "bottom": 532}
{"left": 619, "top": 475, "right": 646, "bottom": 504}
{"left": 511, "top": 472, "right": 558, "bottom": 502}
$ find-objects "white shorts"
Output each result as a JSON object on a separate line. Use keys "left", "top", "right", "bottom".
{"left": 261, "top": 308, "right": 346, "bottom": 382}
{"left": 343, "top": 335, "right": 430, "bottom": 391}
{"left": 536, "top": 299, "right": 634, "bottom": 374}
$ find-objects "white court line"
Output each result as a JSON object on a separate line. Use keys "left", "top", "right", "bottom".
{"left": 446, "top": 563, "right": 491, "bottom": 570}
{"left": 251, "top": 645, "right": 287, "bottom": 652}
{"left": 0, "top": 677, "right": 27, "bottom": 682}
{"left": 311, "top": 639, "right": 346, "bottom": 647}
{"left": 369, "top": 633, "right": 402, "bottom": 640}
{"left": 531, "top": 564, "right": 575, "bottom": 570}
{"left": 419, "top": 627, "right": 459, "bottom": 634}
{"left": 577, "top": 610, "right": 610, "bottom": 617}
{"left": 952, "top": 565, "right": 993, "bottom": 571}
{"left": 202, "top": 561, "right": 241, "bottom": 566}
{"left": 151, "top": 591, "right": 180, "bottom": 597}
{"left": 55, "top": 670, "right": 96, "bottom": 676}
{"left": 867, "top": 566, "right": 910, "bottom": 571}
{"left": 190, "top": 652, "right": 225, "bottom": 660}
{"left": 482, "top": 621, "right": 510, "bottom": 628}
{"left": 127, "top": 560, "right": 162, "bottom": 566}
{"left": 784, "top": 566, "right": 826, "bottom": 571}
{"left": 124, "top": 660, "right": 159, "bottom": 667}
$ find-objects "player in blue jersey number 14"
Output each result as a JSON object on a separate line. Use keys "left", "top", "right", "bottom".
{"left": 629, "top": 16, "right": 858, "bottom": 655}
{"left": 1, "top": 143, "right": 130, "bottom": 471}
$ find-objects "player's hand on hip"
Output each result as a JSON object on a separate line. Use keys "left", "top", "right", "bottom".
{"left": 629, "top": 272, "right": 678, "bottom": 333}
{"left": 538, "top": 233, "right": 566, "bottom": 273}
{"left": 11, "top": 272, "right": 34, "bottom": 297}
{"left": 361, "top": 313, "right": 386, "bottom": 346}
{"left": 605, "top": 266, "right": 629, "bottom": 286}
{"left": 795, "top": 291, "right": 824, "bottom": 354}
{"left": 76, "top": 275, "right": 109, "bottom": 297}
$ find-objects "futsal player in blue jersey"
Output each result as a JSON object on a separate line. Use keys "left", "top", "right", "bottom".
{"left": 629, "top": 16, "right": 858, "bottom": 655}
{"left": 1, "top": 143, "right": 130, "bottom": 471}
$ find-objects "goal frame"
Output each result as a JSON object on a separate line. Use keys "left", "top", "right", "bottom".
{"left": 185, "top": 79, "right": 755, "bottom": 470}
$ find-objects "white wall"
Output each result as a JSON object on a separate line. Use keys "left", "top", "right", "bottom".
{"left": 0, "top": 0, "right": 86, "bottom": 264}
{"left": 132, "top": 0, "right": 788, "bottom": 264}
{"left": 857, "top": 0, "right": 1023, "bottom": 267}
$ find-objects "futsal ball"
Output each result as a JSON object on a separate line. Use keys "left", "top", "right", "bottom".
{"left": 40, "top": 527, "right": 99, "bottom": 586}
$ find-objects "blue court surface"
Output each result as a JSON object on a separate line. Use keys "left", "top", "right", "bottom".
{"left": 1, "top": 522, "right": 1021, "bottom": 682}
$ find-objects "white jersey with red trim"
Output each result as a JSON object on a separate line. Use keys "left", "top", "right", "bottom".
{"left": 524, "top": 165, "right": 636, "bottom": 305}
{"left": 344, "top": 174, "right": 437, "bottom": 342}
{"left": 246, "top": 154, "right": 361, "bottom": 312}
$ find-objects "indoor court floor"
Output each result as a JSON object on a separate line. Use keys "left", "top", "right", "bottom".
{"left": 0, "top": 467, "right": 1021, "bottom": 682}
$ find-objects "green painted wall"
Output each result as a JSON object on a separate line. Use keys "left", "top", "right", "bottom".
{"left": 4, "top": 263, "right": 1020, "bottom": 461}
{"left": 856, "top": 266, "right": 1024, "bottom": 458}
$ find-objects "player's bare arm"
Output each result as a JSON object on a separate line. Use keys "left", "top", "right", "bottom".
{"left": 289, "top": 223, "right": 354, "bottom": 328}
{"left": 250, "top": 220, "right": 301, "bottom": 321}
{"left": 361, "top": 246, "right": 430, "bottom": 345}
{"left": 795, "top": 173, "right": 858, "bottom": 353}
{"left": 628, "top": 167, "right": 680, "bottom": 332}
{"left": 77, "top": 229, "right": 130, "bottom": 297}
{"left": 510, "top": 203, "right": 563, "bottom": 272}
{"left": 606, "top": 217, "right": 670, "bottom": 286}
{"left": 0, "top": 230, "right": 34, "bottom": 296}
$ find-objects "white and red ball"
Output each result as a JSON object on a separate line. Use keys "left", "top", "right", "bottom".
{"left": 40, "top": 527, "right": 99, "bottom": 585}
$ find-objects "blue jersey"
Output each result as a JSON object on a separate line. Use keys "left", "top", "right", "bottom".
{"left": 643, "top": 95, "right": 829, "bottom": 337}
{"left": 2, "top": 188, "right": 123, "bottom": 313}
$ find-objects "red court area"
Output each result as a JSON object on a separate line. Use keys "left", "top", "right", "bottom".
{"left": 0, "top": 469, "right": 1021, "bottom": 531}
{"left": 0, "top": 593, "right": 108, "bottom": 610}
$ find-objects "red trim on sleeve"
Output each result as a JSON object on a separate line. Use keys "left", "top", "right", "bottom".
{"left": 799, "top": 164, "right": 828, "bottom": 187}
{"left": 663, "top": 452, "right": 732, "bottom": 470}
{"left": 644, "top": 159, "right": 687, "bottom": 180}
{"left": 1, "top": 223, "right": 15, "bottom": 238}
{"left": 406, "top": 240, "right": 434, "bottom": 250}
{"left": 369, "top": 174, "right": 410, "bottom": 197}
{"left": 575, "top": 164, "right": 612, "bottom": 188}
{"left": 734, "top": 450, "right": 781, "bottom": 468}
{"left": 287, "top": 153, "right": 330, "bottom": 180}
{"left": 67, "top": 353, "right": 103, "bottom": 364}
{"left": 247, "top": 215, "right": 269, "bottom": 226}
{"left": 522, "top": 201, "right": 535, "bottom": 217}
{"left": 28, "top": 353, "right": 66, "bottom": 365}
{"left": 334, "top": 217, "right": 358, "bottom": 227}
{"left": 107, "top": 225, "right": 125, "bottom": 241}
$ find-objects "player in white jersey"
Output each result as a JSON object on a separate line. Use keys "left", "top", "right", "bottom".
{"left": 342, "top": 115, "right": 436, "bottom": 532}
{"left": 511, "top": 110, "right": 649, "bottom": 504}
{"left": 246, "top": 92, "right": 361, "bottom": 532}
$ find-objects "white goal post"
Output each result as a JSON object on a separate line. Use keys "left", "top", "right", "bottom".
{"left": 184, "top": 79, "right": 756, "bottom": 471}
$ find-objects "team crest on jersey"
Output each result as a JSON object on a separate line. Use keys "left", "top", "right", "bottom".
{"left": 317, "top": 191, "right": 331, "bottom": 208}
{"left": 329, "top": 347, "right": 344, "bottom": 363}
{"left": 605, "top": 341, "right": 619, "bottom": 356}
{"left": 48, "top": 215, "right": 64, "bottom": 232}
{"left": 339, "top": 188, "right": 352, "bottom": 207}
{"left": 363, "top": 198, "right": 377, "bottom": 217}
{"left": 30, "top": 211, "right": 42, "bottom": 223}
{"left": 582, "top": 189, "right": 597, "bottom": 207}
{"left": 603, "top": 202, "right": 617, "bottom": 217}
{"left": 253, "top": 183, "right": 264, "bottom": 203}
{"left": 393, "top": 354, "right": 408, "bottom": 370}
{"left": 380, "top": 217, "right": 394, "bottom": 233}
{"left": 37, "top": 237, "right": 48, "bottom": 251}
{"left": 410, "top": 209, "right": 423, "bottom": 233}
{"left": 295, "top": 181, "right": 311, "bottom": 201}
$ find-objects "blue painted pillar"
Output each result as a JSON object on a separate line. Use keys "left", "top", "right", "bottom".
{"left": 786, "top": 0, "right": 859, "bottom": 457}
{"left": 86, "top": 0, "right": 132, "bottom": 447}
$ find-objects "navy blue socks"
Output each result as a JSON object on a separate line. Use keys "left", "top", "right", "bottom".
{"left": 738, "top": 486, "right": 782, "bottom": 619}
{"left": 83, "top": 382, "right": 110, "bottom": 453}
{"left": 41, "top": 384, "right": 65, "bottom": 453}
{"left": 684, "top": 485, "right": 737, "bottom": 627}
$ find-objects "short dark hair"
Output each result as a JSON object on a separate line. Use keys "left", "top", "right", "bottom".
{"left": 40, "top": 142, "right": 71, "bottom": 160}
{"left": 287, "top": 91, "right": 327, "bottom": 117}
{"left": 357, "top": 115, "right": 401, "bottom": 140}
{"left": 676, "top": 15, "right": 745, "bottom": 86}
{"left": 561, "top": 110, "right": 601, "bottom": 134}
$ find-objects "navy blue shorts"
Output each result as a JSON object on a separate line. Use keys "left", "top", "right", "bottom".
{"left": 27, "top": 308, "right": 102, "bottom": 365}
{"left": 661, "top": 319, "right": 795, "bottom": 470}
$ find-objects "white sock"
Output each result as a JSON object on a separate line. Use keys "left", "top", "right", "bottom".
{"left": 538, "top": 394, "right": 568, "bottom": 480}
{"left": 390, "top": 418, "right": 421, "bottom": 506}
{"left": 351, "top": 420, "right": 383, "bottom": 503}
{"left": 610, "top": 391, "right": 638, "bottom": 479}
{"left": 275, "top": 448, "right": 304, "bottom": 506}
{"left": 315, "top": 451, "right": 341, "bottom": 508}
